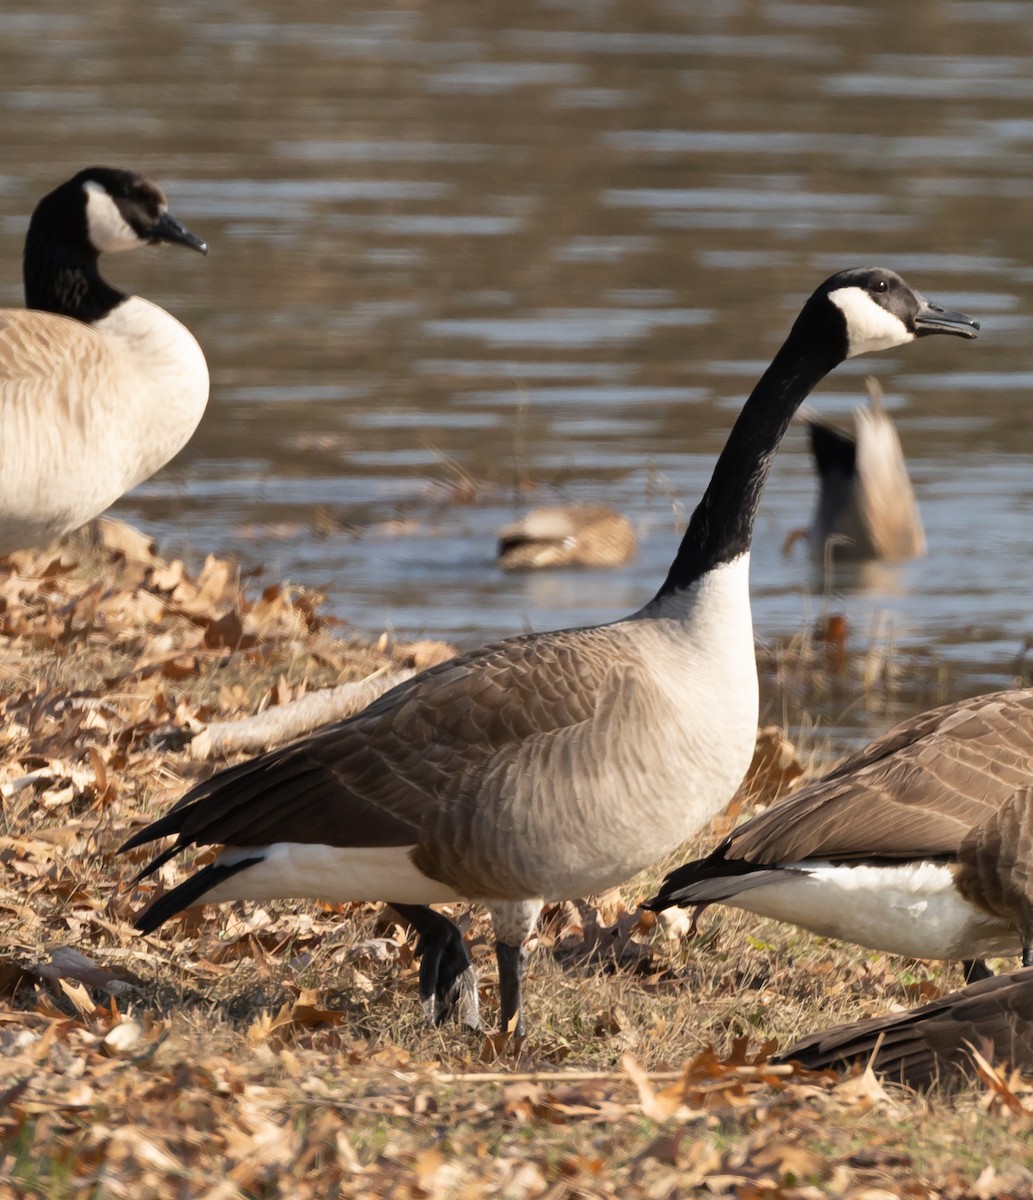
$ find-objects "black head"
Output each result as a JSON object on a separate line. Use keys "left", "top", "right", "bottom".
{"left": 29, "top": 166, "right": 207, "bottom": 258}
{"left": 798, "top": 267, "right": 979, "bottom": 360}
{"left": 24, "top": 167, "right": 207, "bottom": 320}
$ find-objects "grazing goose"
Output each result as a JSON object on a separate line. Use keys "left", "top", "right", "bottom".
{"left": 645, "top": 690, "right": 1033, "bottom": 981}
{"left": 119, "top": 268, "right": 976, "bottom": 1037}
{"left": 775, "top": 965, "right": 1033, "bottom": 1088}
{"left": 497, "top": 504, "right": 636, "bottom": 570}
{"left": 0, "top": 166, "right": 208, "bottom": 556}
{"left": 804, "top": 377, "right": 926, "bottom": 562}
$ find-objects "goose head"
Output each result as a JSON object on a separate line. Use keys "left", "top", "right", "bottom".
{"left": 80, "top": 167, "right": 208, "bottom": 256}
{"left": 27, "top": 166, "right": 207, "bottom": 261}
{"left": 812, "top": 267, "right": 979, "bottom": 359}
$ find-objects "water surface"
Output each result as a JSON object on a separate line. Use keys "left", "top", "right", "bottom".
{"left": 2, "top": 0, "right": 1032, "bottom": 744}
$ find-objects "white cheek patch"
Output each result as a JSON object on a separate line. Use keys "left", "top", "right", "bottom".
{"left": 83, "top": 181, "right": 147, "bottom": 253}
{"left": 828, "top": 286, "right": 914, "bottom": 358}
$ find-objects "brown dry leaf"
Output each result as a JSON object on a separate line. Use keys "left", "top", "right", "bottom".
{"left": 716, "top": 726, "right": 804, "bottom": 835}
{"left": 969, "top": 1044, "right": 1031, "bottom": 1115}
{"left": 621, "top": 1051, "right": 690, "bottom": 1120}
{"left": 501, "top": 1081, "right": 544, "bottom": 1121}
{"left": 288, "top": 989, "right": 347, "bottom": 1030}
{"left": 972, "top": 1165, "right": 1033, "bottom": 1199}
{"left": 93, "top": 518, "right": 157, "bottom": 564}
{"left": 632, "top": 1131, "right": 685, "bottom": 1166}
{"left": 745, "top": 1138, "right": 831, "bottom": 1183}
{"left": 479, "top": 1030, "right": 519, "bottom": 1062}
{"left": 831, "top": 1060, "right": 894, "bottom": 1111}
{"left": 57, "top": 977, "right": 96, "bottom": 1018}
{"left": 204, "top": 607, "right": 247, "bottom": 650}
{"left": 5, "top": 516, "right": 1029, "bottom": 1198}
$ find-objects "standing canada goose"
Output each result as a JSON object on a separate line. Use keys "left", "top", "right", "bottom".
{"left": 0, "top": 166, "right": 208, "bottom": 556}
{"left": 119, "top": 269, "right": 977, "bottom": 1037}
{"left": 497, "top": 504, "right": 636, "bottom": 570}
{"left": 644, "top": 690, "right": 1033, "bottom": 981}
{"left": 775, "top": 964, "right": 1033, "bottom": 1088}
{"left": 804, "top": 376, "right": 926, "bottom": 561}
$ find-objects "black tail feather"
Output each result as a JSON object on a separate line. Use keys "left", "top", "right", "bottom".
{"left": 129, "top": 841, "right": 183, "bottom": 885}
{"left": 119, "top": 813, "right": 188, "bottom": 855}
{"left": 642, "top": 854, "right": 799, "bottom": 911}
{"left": 808, "top": 419, "right": 856, "bottom": 479}
{"left": 133, "top": 857, "right": 262, "bottom": 935}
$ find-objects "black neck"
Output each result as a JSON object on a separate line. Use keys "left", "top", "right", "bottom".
{"left": 653, "top": 327, "right": 842, "bottom": 598}
{"left": 23, "top": 223, "right": 125, "bottom": 325}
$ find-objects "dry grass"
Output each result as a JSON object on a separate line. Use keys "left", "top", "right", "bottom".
{"left": 0, "top": 522, "right": 1031, "bottom": 1198}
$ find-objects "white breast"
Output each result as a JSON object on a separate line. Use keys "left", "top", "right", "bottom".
{"left": 0, "top": 297, "right": 208, "bottom": 554}
{"left": 539, "top": 555, "right": 760, "bottom": 899}
{"left": 640, "top": 554, "right": 760, "bottom": 835}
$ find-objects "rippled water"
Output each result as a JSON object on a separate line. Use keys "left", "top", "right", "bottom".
{"left": 3, "top": 0, "right": 1033, "bottom": 740}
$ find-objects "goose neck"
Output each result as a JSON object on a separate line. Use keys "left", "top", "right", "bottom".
{"left": 23, "top": 229, "right": 125, "bottom": 325}
{"left": 654, "top": 330, "right": 840, "bottom": 601}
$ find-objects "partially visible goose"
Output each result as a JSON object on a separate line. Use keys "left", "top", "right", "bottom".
{"left": 644, "top": 689, "right": 1033, "bottom": 980}
{"left": 804, "top": 377, "right": 925, "bottom": 561}
{"left": 775, "top": 965, "right": 1033, "bottom": 1088}
{"left": 119, "top": 269, "right": 976, "bottom": 1037}
{"left": 497, "top": 504, "right": 636, "bottom": 570}
{"left": 0, "top": 166, "right": 208, "bottom": 556}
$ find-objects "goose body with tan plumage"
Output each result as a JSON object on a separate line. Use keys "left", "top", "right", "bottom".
{"left": 646, "top": 689, "right": 1033, "bottom": 980}
{"left": 0, "top": 166, "right": 208, "bottom": 556}
{"left": 120, "top": 268, "right": 977, "bottom": 1037}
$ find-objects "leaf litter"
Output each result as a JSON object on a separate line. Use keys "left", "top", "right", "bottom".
{"left": 0, "top": 520, "right": 1030, "bottom": 1196}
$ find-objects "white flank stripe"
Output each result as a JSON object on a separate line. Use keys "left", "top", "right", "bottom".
{"left": 728, "top": 861, "right": 1022, "bottom": 960}
{"left": 202, "top": 843, "right": 461, "bottom": 906}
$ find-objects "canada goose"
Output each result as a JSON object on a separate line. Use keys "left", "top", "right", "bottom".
{"left": 775, "top": 964, "right": 1033, "bottom": 1088}
{"left": 119, "top": 269, "right": 976, "bottom": 1037}
{"left": 0, "top": 166, "right": 208, "bottom": 556}
{"left": 644, "top": 689, "right": 1033, "bottom": 981}
{"left": 804, "top": 376, "right": 926, "bottom": 561}
{"left": 497, "top": 504, "right": 636, "bottom": 570}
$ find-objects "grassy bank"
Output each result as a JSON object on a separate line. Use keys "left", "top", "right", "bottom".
{"left": 0, "top": 522, "right": 1029, "bottom": 1198}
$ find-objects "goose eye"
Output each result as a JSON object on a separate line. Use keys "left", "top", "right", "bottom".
{"left": 872, "top": 279, "right": 888, "bottom": 294}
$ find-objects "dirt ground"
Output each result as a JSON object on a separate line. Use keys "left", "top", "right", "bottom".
{"left": 0, "top": 522, "right": 1030, "bottom": 1199}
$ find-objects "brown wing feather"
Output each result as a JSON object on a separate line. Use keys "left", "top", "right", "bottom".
{"left": 127, "top": 625, "right": 626, "bottom": 864}
{"left": 956, "top": 785, "right": 1033, "bottom": 936}
{"left": 776, "top": 966, "right": 1033, "bottom": 1087}
{"left": 725, "top": 690, "right": 1033, "bottom": 865}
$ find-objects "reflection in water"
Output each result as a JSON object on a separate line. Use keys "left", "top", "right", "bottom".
{"left": 1, "top": 0, "right": 1033, "bottom": 745}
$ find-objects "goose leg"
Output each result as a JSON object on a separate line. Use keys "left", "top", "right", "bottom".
{"left": 389, "top": 903, "right": 480, "bottom": 1029}
{"left": 1023, "top": 945, "right": 1032, "bottom": 968}
{"left": 963, "top": 959, "right": 993, "bottom": 983}
{"left": 496, "top": 942, "right": 529, "bottom": 1036}
{"left": 489, "top": 899, "right": 544, "bottom": 1037}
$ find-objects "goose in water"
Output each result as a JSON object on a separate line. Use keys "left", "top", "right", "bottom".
{"left": 645, "top": 690, "right": 1033, "bottom": 983}
{"left": 803, "top": 376, "right": 925, "bottom": 561}
{"left": 775, "top": 964, "right": 1033, "bottom": 1088}
{"left": 0, "top": 166, "right": 208, "bottom": 556}
{"left": 119, "top": 268, "right": 977, "bottom": 1037}
{"left": 497, "top": 504, "right": 636, "bottom": 570}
